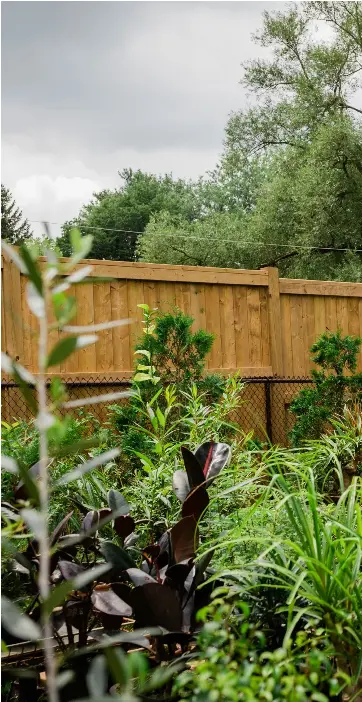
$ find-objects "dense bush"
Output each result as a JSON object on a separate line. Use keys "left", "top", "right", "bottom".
{"left": 2, "top": 234, "right": 361, "bottom": 702}
{"left": 290, "top": 330, "right": 362, "bottom": 446}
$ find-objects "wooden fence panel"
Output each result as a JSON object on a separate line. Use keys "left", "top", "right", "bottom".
{"left": 2, "top": 252, "right": 362, "bottom": 380}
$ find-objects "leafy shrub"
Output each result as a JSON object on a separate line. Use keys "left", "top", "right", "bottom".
{"left": 212, "top": 467, "right": 362, "bottom": 693}
{"left": 290, "top": 330, "right": 362, "bottom": 445}
{"left": 136, "top": 305, "right": 215, "bottom": 387}
{"left": 174, "top": 596, "right": 350, "bottom": 702}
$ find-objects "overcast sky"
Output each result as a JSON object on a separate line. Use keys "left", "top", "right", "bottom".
{"left": 2, "top": 1, "right": 285, "bottom": 238}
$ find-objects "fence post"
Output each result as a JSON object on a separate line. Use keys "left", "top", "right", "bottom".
{"left": 267, "top": 267, "right": 284, "bottom": 377}
{"left": 265, "top": 380, "right": 272, "bottom": 443}
{"left": 2, "top": 250, "right": 23, "bottom": 364}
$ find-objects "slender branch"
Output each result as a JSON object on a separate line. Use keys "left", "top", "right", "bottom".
{"left": 37, "top": 279, "right": 59, "bottom": 702}
{"left": 342, "top": 102, "right": 362, "bottom": 115}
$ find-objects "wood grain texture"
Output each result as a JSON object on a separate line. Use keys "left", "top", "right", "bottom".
{"left": 2, "top": 251, "right": 362, "bottom": 381}
{"left": 267, "top": 268, "right": 283, "bottom": 376}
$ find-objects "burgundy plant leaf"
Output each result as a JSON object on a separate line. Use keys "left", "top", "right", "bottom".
{"left": 181, "top": 590, "right": 195, "bottom": 633}
{"left": 126, "top": 568, "right": 157, "bottom": 586}
{"left": 114, "top": 515, "right": 135, "bottom": 539}
{"left": 131, "top": 583, "right": 182, "bottom": 631}
{"left": 98, "top": 508, "right": 112, "bottom": 523}
{"left": 170, "top": 516, "right": 198, "bottom": 564}
{"left": 98, "top": 612, "right": 124, "bottom": 631}
{"left": 181, "top": 485, "right": 209, "bottom": 522}
{"left": 172, "top": 470, "right": 191, "bottom": 503}
{"left": 195, "top": 441, "right": 231, "bottom": 485}
{"left": 111, "top": 582, "right": 133, "bottom": 605}
{"left": 50, "top": 511, "right": 74, "bottom": 547}
{"left": 143, "top": 543, "right": 160, "bottom": 563}
{"left": 165, "top": 561, "right": 194, "bottom": 589}
{"left": 81, "top": 510, "right": 99, "bottom": 534}
{"left": 58, "top": 560, "right": 86, "bottom": 581}
{"left": 181, "top": 447, "right": 205, "bottom": 488}
{"left": 91, "top": 588, "right": 132, "bottom": 618}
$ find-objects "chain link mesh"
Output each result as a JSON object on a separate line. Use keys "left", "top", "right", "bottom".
{"left": 1, "top": 376, "right": 314, "bottom": 446}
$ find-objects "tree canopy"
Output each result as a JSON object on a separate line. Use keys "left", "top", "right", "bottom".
{"left": 57, "top": 169, "right": 202, "bottom": 261}
{"left": 138, "top": 2, "right": 362, "bottom": 281}
{"left": 1, "top": 184, "right": 32, "bottom": 245}
{"left": 58, "top": 3, "right": 362, "bottom": 282}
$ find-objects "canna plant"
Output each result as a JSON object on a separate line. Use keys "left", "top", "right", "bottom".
{"left": 1, "top": 235, "right": 232, "bottom": 699}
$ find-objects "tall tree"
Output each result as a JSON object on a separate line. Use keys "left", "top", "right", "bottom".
{"left": 1, "top": 184, "right": 32, "bottom": 245}
{"left": 57, "top": 169, "right": 202, "bottom": 261}
{"left": 139, "top": 2, "right": 362, "bottom": 281}
{"left": 224, "top": 2, "right": 362, "bottom": 164}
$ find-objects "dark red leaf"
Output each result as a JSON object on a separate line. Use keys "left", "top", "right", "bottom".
{"left": 91, "top": 588, "right": 132, "bottom": 617}
{"left": 195, "top": 442, "right": 231, "bottom": 484}
{"left": 126, "top": 568, "right": 157, "bottom": 586}
{"left": 58, "top": 561, "right": 86, "bottom": 580}
{"left": 172, "top": 470, "right": 190, "bottom": 502}
{"left": 182, "top": 485, "right": 209, "bottom": 522}
{"left": 81, "top": 510, "right": 99, "bottom": 534}
{"left": 181, "top": 447, "right": 205, "bottom": 488}
{"left": 131, "top": 583, "right": 182, "bottom": 631}
{"left": 98, "top": 508, "right": 112, "bottom": 522}
{"left": 165, "top": 561, "right": 193, "bottom": 588}
{"left": 114, "top": 515, "right": 135, "bottom": 539}
{"left": 170, "top": 516, "right": 198, "bottom": 564}
{"left": 110, "top": 582, "right": 133, "bottom": 604}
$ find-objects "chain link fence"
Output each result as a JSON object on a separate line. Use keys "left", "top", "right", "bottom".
{"left": 1, "top": 376, "right": 314, "bottom": 446}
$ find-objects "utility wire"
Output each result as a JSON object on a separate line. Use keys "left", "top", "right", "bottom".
{"left": 29, "top": 220, "right": 362, "bottom": 253}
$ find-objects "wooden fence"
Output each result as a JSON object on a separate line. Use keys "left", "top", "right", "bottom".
{"left": 2, "top": 251, "right": 362, "bottom": 440}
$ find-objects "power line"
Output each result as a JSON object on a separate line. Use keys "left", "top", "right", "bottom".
{"left": 28, "top": 220, "right": 362, "bottom": 253}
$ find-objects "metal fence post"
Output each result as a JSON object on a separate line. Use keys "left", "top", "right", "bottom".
{"left": 265, "top": 380, "right": 273, "bottom": 443}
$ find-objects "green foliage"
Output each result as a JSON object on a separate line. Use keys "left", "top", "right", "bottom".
{"left": 136, "top": 306, "right": 214, "bottom": 386}
{"left": 57, "top": 168, "right": 202, "bottom": 262}
{"left": 1, "top": 184, "right": 32, "bottom": 245}
{"left": 138, "top": 4, "right": 362, "bottom": 281}
{"left": 290, "top": 330, "right": 362, "bottom": 445}
{"left": 175, "top": 597, "right": 349, "bottom": 702}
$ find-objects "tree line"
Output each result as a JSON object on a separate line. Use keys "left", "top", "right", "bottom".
{"left": 2, "top": 3, "right": 362, "bottom": 282}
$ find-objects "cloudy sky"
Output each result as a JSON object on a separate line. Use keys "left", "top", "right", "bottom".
{"left": 2, "top": 1, "right": 284, "bottom": 238}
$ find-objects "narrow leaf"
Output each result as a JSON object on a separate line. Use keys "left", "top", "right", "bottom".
{"left": 1, "top": 597, "right": 41, "bottom": 641}
{"left": 55, "top": 449, "right": 120, "bottom": 486}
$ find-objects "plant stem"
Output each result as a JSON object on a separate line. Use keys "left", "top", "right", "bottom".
{"left": 37, "top": 280, "right": 59, "bottom": 702}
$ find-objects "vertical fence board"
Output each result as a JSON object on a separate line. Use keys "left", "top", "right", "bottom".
{"left": 75, "top": 283, "right": 96, "bottom": 374}
{"left": 93, "top": 282, "right": 113, "bottom": 373}
{"left": 111, "top": 281, "right": 131, "bottom": 372}
{"left": 247, "top": 288, "right": 262, "bottom": 367}
{"left": 219, "top": 285, "right": 237, "bottom": 369}
{"left": 280, "top": 295, "right": 293, "bottom": 378}
{"left": 205, "top": 284, "right": 222, "bottom": 369}
{"left": 233, "top": 285, "right": 250, "bottom": 371}
{"left": 1, "top": 253, "right": 362, "bottom": 380}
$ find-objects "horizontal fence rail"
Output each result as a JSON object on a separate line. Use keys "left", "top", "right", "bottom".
{"left": 2, "top": 251, "right": 362, "bottom": 442}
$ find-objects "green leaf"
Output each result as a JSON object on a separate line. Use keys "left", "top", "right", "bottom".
{"left": 1, "top": 596, "right": 41, "bottom": 641}
{"left": 47, "top": 336, "right": 77, "bottom": 367}
{"left": 134, "top": 372, "right": 153, "bottom": 383}
{"left": 100, "top": 541, "right": 136, "bottom": 570}
{"left": 55, "top": 448, "right": 120, "bottom": 487}
{"left": 108, "top": 489, "right": 130, "bottom": 516}
{"left": 19, "top": 245, "right": 43, "bottom": 295}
